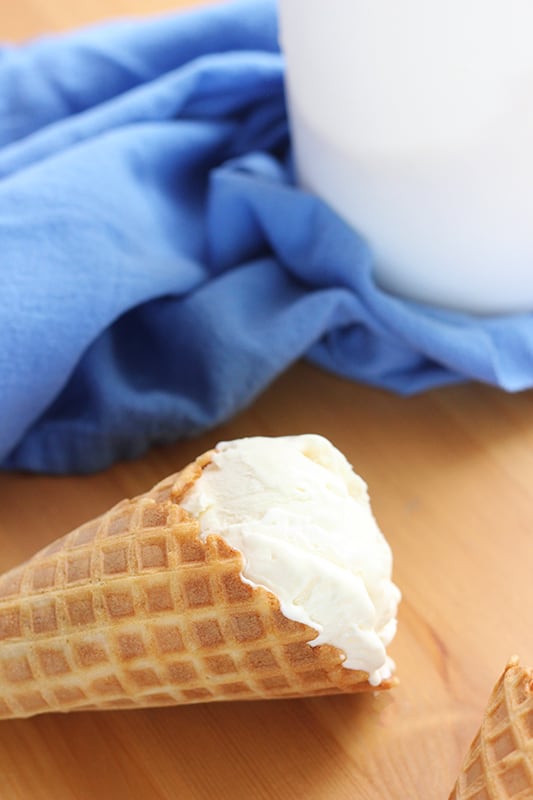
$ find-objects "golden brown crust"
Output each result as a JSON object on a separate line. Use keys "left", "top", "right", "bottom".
{"left": 0, "top": 450, "right": 391, "bottom": 719}
{"left": 450, "top": 658, "right": 533, "bottom": 799}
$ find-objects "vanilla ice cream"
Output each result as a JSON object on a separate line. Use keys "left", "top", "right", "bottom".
{"left": 181, "top": 434, "right": 400, "bottom": 686}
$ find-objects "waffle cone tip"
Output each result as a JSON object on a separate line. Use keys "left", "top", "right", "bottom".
{"left": 450, "top": 656, "right": 533, "bottom": 799}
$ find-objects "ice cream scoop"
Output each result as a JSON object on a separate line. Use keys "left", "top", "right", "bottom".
{"left": 181, "top": 435, "right": 400, "bottom": 686}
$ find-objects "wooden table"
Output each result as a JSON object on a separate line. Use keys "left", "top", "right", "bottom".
{"left": 2, "top": 3, "right": 533, "bottom": 798}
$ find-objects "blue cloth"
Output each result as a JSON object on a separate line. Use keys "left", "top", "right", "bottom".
{"left": 1, "top": 0, "right": 533, "bottom": 474}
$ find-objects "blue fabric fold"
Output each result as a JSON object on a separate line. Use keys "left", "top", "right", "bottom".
{"left": 2, "top": 0, "right": 533, "bottom": 473}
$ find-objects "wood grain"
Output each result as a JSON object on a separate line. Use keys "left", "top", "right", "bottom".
{"left": 2, "top": 0, "right": 208, "bottom": 40}
{"left": 2, "top": 2, "right": 533, "bottom": 798}
{"left": 2, "top": 364, "right": 533, "bottom": 799}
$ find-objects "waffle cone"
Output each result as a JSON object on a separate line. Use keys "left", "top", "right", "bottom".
{"left": 0, "top": 450, "right": 394, "bottom": 719}
{"left": 450, "top": 657, "right": 533, "bottom": 799}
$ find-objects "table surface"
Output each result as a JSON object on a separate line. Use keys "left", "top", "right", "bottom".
{"left": 3, "top": 3, "right": 533, "bottom": 799}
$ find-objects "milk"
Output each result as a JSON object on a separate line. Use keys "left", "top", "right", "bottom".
{"left": 279, "top": 0, "right": 533, "bottom": 313}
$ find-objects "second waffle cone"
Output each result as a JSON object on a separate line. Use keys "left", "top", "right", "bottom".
{"left": 0, "top": 450, "right": 392, "bottom": 719}
{"left": 450, "top": 657, "right": 533, "bottom": 799}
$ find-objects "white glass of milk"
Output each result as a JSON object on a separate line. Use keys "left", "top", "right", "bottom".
{"left": 278, "top": 0, "right": 533, "bottom": 314}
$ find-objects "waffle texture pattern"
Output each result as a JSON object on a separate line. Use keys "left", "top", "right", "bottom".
{"left": 0, "top": 452, "right": 389, "bottom": 719}
{"left": 450, "top": 658, "right": 533, "bottom": 799}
